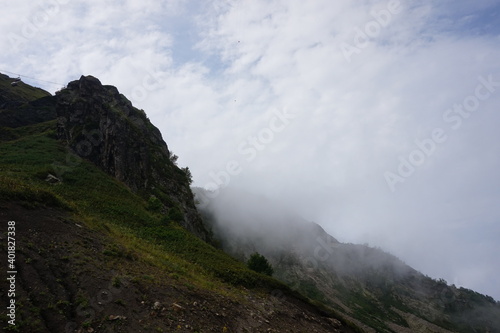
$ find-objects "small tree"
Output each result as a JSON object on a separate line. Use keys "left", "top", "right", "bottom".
{"left": 247, "top": 252, "right": 273, "bottom": 276}
{"left": 167, "top": 206, "right": 184, "bottom": 222}
{"left": 181, "top": 167, "right": 193, "bottom": 185}
{"left": 147, "top": 195, "right": 162, "bottom": 212}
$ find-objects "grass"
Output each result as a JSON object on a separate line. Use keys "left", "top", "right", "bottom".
{"left": 0, "top": 74, "right": 50, "bottom": 103}
{"left": 2, "top": 104, "right": 497, "bottom": 332}
{"left": 0, "top": 120, "right": 287, "bottom": 299}
{"left": 0, "top": 175, "right": 69, "bottom": 209}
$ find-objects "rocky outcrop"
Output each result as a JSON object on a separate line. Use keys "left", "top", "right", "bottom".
{"left": 56, "top": 75, "right": 210, "bottom": 241}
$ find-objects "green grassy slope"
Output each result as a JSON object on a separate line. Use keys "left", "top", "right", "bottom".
{"left": 0, "top": 74, "right": 56, "bottom": 130}
{"left": 0, "top": 76, "right": 363, "bottom": 332}
{"left": 0, "top": 73, "right": 51, "bottom": 103}
{"left": 0, "top": 121, "right": 281, "bottom": 292}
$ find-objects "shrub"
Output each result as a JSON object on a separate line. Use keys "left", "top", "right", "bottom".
{"left": 147, "top": 195, "right": 162, "bottom": 212}
{"left": 167, "top": 206, "right": 184, "bottom": 222}
{"left": 247, "top": 252, "right": 274, "bottom": 276}
{"left": 181, "top": 167, "right": 193, "bottom": 185}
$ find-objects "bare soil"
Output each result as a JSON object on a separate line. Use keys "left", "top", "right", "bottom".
{"left": 0, "top": 202, "right": 357, "bottom": 333}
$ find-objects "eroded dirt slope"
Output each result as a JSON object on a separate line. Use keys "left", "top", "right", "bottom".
{"left": 0, "top": 202, "right": 357, "bottom": 333}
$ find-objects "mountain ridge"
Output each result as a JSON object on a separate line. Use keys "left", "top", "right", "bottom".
{"left": 0, "top": 72, "right": 360, "bottom": 332}
{"left": 1, "top": 72, "right": 499, "bottom": 332}
{"left": 55, "top": 75, "right": 210, "bottom": 241}
{"left": 195, "top": 186, "right": 500, "bottom": 333}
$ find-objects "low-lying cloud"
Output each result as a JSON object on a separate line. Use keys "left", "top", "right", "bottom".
{"left": 2, "top": 0, "right": 500, "bottom": 300}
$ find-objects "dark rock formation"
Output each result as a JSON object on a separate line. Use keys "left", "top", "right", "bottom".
{"left": 56, "top": 75, "right": 210, "bottom": 241}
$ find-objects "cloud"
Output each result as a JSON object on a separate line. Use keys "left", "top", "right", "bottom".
{"left": 1, "top": 0, "right": 500, "bottom": 300}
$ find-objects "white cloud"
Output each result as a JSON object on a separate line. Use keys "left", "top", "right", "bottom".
{"left": 1, "top": 0, "right": 500, "bottom": 300}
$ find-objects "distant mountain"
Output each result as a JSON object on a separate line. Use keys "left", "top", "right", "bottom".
{"left": 0, "top": 72, "right": 360, "bottom": 332}
{"left": 194, "top": 186, "right": 500, "bottom": 333}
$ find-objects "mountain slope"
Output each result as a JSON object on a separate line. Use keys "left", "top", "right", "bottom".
{"left": 0, "top": 74, "right": 55, "bottom": 137}
{"left": 0, "top": 73, "right": 359, "bottom": 333}
{"left": 55, "top": 75, "right": 209, "bottom": 241}
{"left": 195, "top": 187, "right": 500, "bottom": 333}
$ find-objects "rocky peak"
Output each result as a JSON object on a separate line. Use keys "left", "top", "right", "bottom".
{"left": 56, "top": 75, "right": 210, "bottom": 241}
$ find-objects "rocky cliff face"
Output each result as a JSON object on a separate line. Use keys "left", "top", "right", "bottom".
{"left": 1, "top": 73, "right": 360, "bottom": 333}
{"left": 56, "top": 75, "right": 210, "bottom": 241}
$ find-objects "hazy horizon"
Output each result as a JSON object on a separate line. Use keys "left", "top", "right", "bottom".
{"left": 2, "top": 0, "right": 499, "bottom": 300}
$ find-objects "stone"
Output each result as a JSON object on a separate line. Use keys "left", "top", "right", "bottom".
{"left": 56, "top": 75, "right": 210, "bottom": 241}
{"left": 152, "top": 301, "right": 161, "bottom": 310}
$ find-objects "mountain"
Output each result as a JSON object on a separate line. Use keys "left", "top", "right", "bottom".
{"left": 55, "top": 75, "right": 209, "bottom": 241}
{"left": 194, "top": 187, "right": 500, "bottom": 333}
{"left": 0, "top": 73, "right": 360, "bottom": 332}
{"left": 2, "top": 72, "right": 499, "bottom": 333}
{"left": 0, "top": 73, "right": 55, "bottom": 133}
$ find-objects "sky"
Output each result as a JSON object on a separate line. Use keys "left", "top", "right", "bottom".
{"left": 1, "top": 0, "right": 500, "bottom": 300}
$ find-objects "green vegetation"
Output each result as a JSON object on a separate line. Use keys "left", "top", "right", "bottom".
{"left": 247, "top": 252, "right": 274, "bottom": 276}
{"left": 181, "top": 166, "right": 193, "bottom": 185}
{"left": 0, "top": 119, "right": 284, "bottom": 295}
{"left": 165, "top": 206, "right": 184, "bottom": 222}
{"left": 0, "top": 74, "right": 50, "bottom": 102}
{"left": 147, "top": 195, "right": 162, "bottom": 212}
{"left": 1, "top": 77, "right": 365, "bottom": 331}
{"left": 5, "top": 75, "right": 497, "bottom": 333}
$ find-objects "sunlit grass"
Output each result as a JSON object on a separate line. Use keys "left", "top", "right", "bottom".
{"left": 0, "top": 120, "right": 285, "bottom": 300}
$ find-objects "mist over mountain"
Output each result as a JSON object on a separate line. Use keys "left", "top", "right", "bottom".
{"left": 2, "top": 69, "right": 500, "bottom": 332}
{"left": 3, "top": 0, "right": 500, "bottom": 306}
{"left": 195, "top": 186, "right": 500, "bottom": 332}
{"left": 1, "top": 73, "right": 365, "bottom": 332}
{"left": 2, "top": 2, "right": 500, "bottom": 333}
